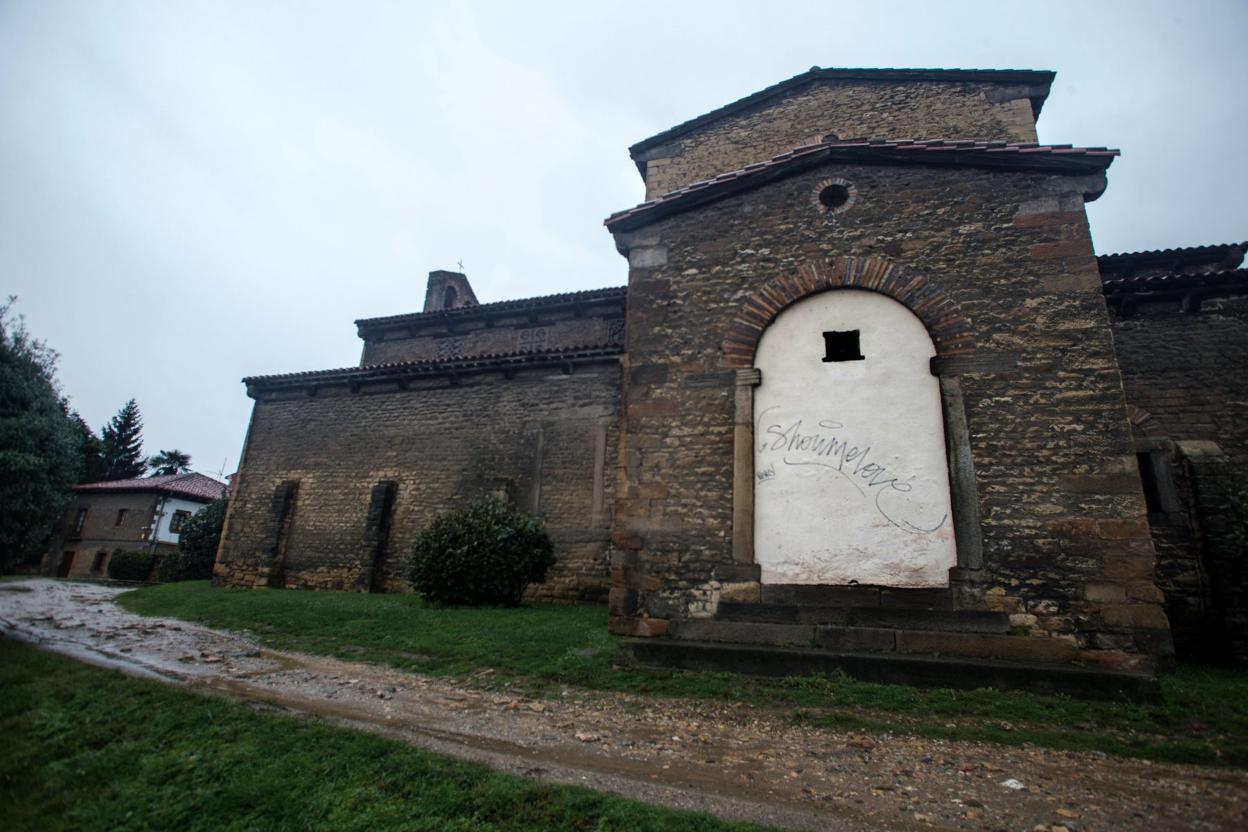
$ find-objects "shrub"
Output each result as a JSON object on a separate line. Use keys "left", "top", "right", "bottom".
{"left": 409, "top": 497, "right": 555, "bottom": 606}
{"left": 157, "top": 496, "right": 228, "bottom": 582}
{"left": 107, "top": 550, "right": 156, "bottom": 582}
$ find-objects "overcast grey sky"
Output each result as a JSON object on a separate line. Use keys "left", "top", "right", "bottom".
{"left": 2, "top": 0, "right": 1245, "bottom": 479}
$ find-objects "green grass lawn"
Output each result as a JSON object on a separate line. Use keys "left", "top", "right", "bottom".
{"left": 117, "top": 581, "right": 1248, "bottom": 768}
{"left": 0, "top": 639, "right": 773, "bottom": 832}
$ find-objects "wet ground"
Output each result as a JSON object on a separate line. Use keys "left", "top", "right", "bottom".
{"left": 2, "top": 578, "right": 1245, "bottom": 831}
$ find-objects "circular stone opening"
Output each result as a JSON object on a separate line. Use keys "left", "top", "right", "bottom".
{"left": 819, "top": 183, "right": 851, "bottom": 211}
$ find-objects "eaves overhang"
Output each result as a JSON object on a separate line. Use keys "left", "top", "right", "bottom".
{"left": 243, "top": 344, "right": 624, "bottom": 398}
{"left": 354, "top": 286, "right": 626, "bottom": 340}
{"left": 1097, "top": 242, "right": 1247, "bottom": 276}
{"left": 606, "top": 138, "right": 1118, "bottom": 235}
{"left": 1102, "top": 268, "right": 1248, "bottom": 304}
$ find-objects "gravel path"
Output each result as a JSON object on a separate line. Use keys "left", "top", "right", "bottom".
{"left": 2, "top": 578, "right": 1245, "bottom": 831}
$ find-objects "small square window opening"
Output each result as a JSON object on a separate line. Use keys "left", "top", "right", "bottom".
{"left": 821, "top": 330, "right": 864, "bottom": 363}
{"left": 115, "top": 508, "right": 129, "bottom": 527}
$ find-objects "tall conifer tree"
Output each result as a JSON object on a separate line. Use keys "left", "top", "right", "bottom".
{"left": 70, "top": 412, "right": 107, "bottom": 482}
{"left": 101, "top": 399, "right": 145, "bottom": 480}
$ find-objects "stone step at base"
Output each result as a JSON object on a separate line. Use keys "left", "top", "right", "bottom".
{"left": 669, "top": 619, "right": 1079, "bottom": 664}
{"left": 615, "top": 638, "right": 1160, "bottom": 702}
{"left": 715, "top": 602, "right": 851, "bottom": 625}
{"left": 668, "top": 619, "right": 817, "bottom": 647}
{"left": 760, "top": 584, "right": 954, "bottom": 610}
{"left": 715, "top": 602, "right": 1010, "bottom": 633}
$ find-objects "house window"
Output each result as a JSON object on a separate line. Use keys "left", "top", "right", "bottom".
{"left": 73, "top": 508, "right": 88, "bottom": 536}
{"left": 91, "top": 550, "right": 108, "bottom": 573}
{"left": 115, "top": 508, "right": 129, "bottom": 527}
{"left": 170, "top": 510, "right": 192, "bottom": 534}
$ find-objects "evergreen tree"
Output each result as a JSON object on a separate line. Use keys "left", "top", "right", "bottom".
{"left": 147, "top": 448, "right": 192, "bottom": 476}
{"left": 0, "top": 298, "right": 82, "bottom": 571}
{"left": 70, "top": 411, "right": 107, "bottom": 482}
{"left": 101, "top": 399, "right": 145, "bottom": 480}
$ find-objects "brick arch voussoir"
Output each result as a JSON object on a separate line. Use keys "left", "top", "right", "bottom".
{"left": 720, "top": 257, "right": 975, "bottom": 368}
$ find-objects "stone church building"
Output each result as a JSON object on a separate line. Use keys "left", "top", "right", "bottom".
{"left": 214, "top": 67, "right": 1247, "bottom": 693}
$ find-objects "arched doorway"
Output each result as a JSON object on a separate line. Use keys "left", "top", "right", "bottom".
{"left": 753, "top": 289, "right": 957, "bottom": 587}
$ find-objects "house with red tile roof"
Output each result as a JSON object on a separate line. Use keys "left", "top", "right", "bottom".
{"left": 44, "top": 472, "right": 227, "bottom": 580}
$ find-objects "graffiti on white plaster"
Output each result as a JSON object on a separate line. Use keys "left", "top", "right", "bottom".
{"left": 756, "top": 407, "right": 948, "bottom": 535}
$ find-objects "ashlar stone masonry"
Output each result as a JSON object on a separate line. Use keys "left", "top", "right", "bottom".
{"left": 216, "top": 66, "right": 1248, "bottom": 690}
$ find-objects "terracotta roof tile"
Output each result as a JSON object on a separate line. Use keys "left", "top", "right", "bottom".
{"left": 76, "top": 472, "right": 226, "bottom": 502}
{"left": 355, "top": 286, "right": 625, "bottom": 331}
{"left": 1102, "top": 268, "right": 1248, "bottom": 296}
{"left": 1097, "top": 242, "right": 1247, "bottom": 273}
{"left": 243, "top": 343, "right": 624, "bottom": 389}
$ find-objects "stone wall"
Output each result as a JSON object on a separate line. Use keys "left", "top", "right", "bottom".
{"left": 214, "top": 362, "right": 620, "bottom": 602}
{"left": 610, "top": 159, "right": 1169, "bottom": 672}
{"left": 1112, "top": 295, "right": 1248, "bottom": 469}
{"left": 635, "top": 80, "right": 1040, "bottom": 198}
{"left": 1111, "top": 293, "right": 1248, "bottom": 660}
{"left": 361, "top": 314, "right": 622, "bottom": 367}
{"left": 42, "top": 492, "right": 164, "bottom": 579}
{"left": 1181, "top": 444, "right": 1248, "bottom": 663}
{"left": 357, "top": 291, "right": 625, "bottom": 367}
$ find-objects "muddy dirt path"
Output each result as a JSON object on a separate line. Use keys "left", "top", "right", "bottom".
{"left": 1, "top": 579, "right": 1245, "bottom": 832}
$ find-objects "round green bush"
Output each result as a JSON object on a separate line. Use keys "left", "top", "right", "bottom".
{"left": 409, "top": 497, "right": 555, "bottom": 606}
{"left": 107, "top": 550, "right": 156, "bottom": 582}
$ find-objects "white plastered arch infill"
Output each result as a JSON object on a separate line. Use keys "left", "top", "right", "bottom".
{"left": 752, "top": 289, "right": 957, "bottom": 587}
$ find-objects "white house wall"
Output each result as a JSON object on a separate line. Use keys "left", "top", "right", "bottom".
{"left": 152, "top": 496, "right": 210, "bottom": 545}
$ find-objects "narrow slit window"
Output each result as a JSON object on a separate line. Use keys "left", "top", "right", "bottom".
{"left": 821, "top": 330, "right": 864, "bottom": 363}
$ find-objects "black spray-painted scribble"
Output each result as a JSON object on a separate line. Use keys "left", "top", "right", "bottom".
{"left": 755, "top": 406, "right": 947, "bottom": 535}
